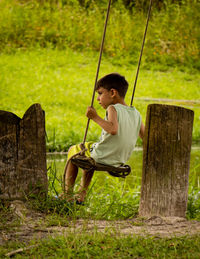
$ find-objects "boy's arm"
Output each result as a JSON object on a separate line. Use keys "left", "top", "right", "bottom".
{"left": 139, "top": 122, "right": 145, "bottom": 140}
{"left": 86, "top": 106, "right": 118, "bottom": 135}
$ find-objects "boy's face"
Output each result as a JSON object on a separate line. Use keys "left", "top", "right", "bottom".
{"left": 96, "top": 87, "right": 115, "bottom": 109}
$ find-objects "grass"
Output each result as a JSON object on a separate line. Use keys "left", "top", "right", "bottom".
{"left": 1, "top": 232, "right": 200, "bottom": 258}
{"left": 0, "top": 48, "right": 199, "bottom": 151}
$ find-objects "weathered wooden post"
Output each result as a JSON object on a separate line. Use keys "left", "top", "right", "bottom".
{"left": 139, "top": 104, "right": 194, "bottom": 217}
{"left": 0, "top": 103, "right": 48, "bottom": 200}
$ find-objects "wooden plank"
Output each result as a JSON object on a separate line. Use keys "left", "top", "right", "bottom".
{"left": 0, "top": 104, "right": 47, "bottom": 200}
{"left": 139, "top": 104, "right": 194, "bottom": 217}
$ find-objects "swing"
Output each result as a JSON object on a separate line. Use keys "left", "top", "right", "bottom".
{"left": 71, "top": 154, "right": 131, "bottom": 178}
{"left": 69, "top": 0, "right": 153, "bottom": 178}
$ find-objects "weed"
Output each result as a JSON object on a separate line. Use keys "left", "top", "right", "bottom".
{"left": 187, "top": 188, "right": 200, "bottom": 220}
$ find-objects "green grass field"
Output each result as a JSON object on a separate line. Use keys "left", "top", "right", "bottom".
{"left": 0, "top": 48, "right": 199, "bottom": 151}
{"left": 1, "top": 233, "right": 200, "bottom": 258}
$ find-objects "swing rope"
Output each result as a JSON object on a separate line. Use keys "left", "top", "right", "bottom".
{"left": 130, "top": 0, "right": 153, "bottom": 107}
{"left": 82, "top": 0, "right": 153, "bottom": 145}
{"left": 69, "top": 0, "right": 153, "bottom": 178}
{"left": 82, "top": 0, "right": 112, "bottom": 147}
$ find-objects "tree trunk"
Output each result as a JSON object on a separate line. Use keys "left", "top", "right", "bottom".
{"left": 139, "top": 104, "right": 194, "bottom": 217}
{"left": 0, "top": 104, "right": 48, "bottom": 200}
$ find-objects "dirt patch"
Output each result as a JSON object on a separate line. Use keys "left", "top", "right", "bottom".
{"left": 1, "top": 200, "right": 200, "bottom": 245}
{"left": 49, "top": 217, "right": 200, "bottom": 238}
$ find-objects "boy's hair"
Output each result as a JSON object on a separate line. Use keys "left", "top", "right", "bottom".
{"left": 96, "top": 73, "right": 128, "bottom": 98}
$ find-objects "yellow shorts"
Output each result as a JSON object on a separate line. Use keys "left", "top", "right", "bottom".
{"left": 67, "top": 142, "right": 94, "bottom": 161}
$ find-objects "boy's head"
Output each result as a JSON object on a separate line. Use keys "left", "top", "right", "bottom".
{"left": 96, "top": 73, "right": 128, "bottom": 98}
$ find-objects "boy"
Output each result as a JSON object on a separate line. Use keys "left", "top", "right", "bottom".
{"left": 64, "top": 73, "right": 145, "bottom": 203}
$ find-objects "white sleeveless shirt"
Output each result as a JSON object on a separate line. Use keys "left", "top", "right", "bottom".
{"left": 90, "top": 104, "right": 141, "bottom": 167}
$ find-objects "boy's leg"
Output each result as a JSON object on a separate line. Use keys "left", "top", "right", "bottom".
{"left": 64, "top": 160, "right": 78, "bottom": 198}
{"left": 77, "top": 169, "right": 94, "bottom": 202}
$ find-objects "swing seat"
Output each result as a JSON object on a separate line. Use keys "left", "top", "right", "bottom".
{"left": 71, "top": 155, "right": 131, "bottom": 178}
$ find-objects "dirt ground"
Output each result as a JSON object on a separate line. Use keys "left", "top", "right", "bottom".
{"left": 1, "top": 200, "right": 200, "bottom": 246}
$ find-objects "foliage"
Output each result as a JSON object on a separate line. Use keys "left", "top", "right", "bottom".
{"left": 0, "top": 0, "right": 199, "bottom": 69}
{"left": 187, "top": 161, "right": 200, "bottom": 220}
{"left": 187, "top": 189, "right": 200, "bottom": 220}
{"left": 28, "top": 195, "right": 73, "bottom": 215}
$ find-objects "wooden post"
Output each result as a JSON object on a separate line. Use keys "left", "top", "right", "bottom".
{"left": 139, "top": 104, "right": 194, "bottom": 217}
{"left": 0, "top": 104, "right": 48, "bottom": 200}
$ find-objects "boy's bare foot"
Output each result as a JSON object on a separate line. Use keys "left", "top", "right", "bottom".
{"left": 58, "top": 192, "right": 75, "bottom": 202}
{"left": 57, "top": 193, "right": 85, "bottom": 205}
{"left": 75, "top": 190, "right": 87, "bottom": 203}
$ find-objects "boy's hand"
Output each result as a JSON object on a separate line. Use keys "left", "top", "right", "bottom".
{"left": 86, "top": 105, "right": 118, "bottom": 135}
{"left": 86, "top": 106, "right": 98, "bottom": 120}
